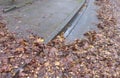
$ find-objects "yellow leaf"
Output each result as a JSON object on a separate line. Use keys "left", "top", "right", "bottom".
{"left": 15, "top": 47, "right": 24, "bottom": 52}
{"left": 44, "top": 62, "right": 49, "bottom": 66}
{"left": 55, "top": 61, "right": 60, "bottom": 66}
{"left": 36, "top": 38, "right": 44, "bottom": 43}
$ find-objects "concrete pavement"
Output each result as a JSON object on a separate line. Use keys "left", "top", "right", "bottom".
{"left": 0, "top": 0, "right": 85, "bottom": 43}
{"left": 64, "top": 0, "right": 98, "bottom": 43}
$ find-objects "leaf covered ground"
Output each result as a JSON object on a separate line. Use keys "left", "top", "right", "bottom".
{"left": 0, "top": 0, "right": 120, "bottom": 78}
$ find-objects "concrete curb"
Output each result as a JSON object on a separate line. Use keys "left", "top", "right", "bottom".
{"left": 45, "top": 0, "right": 87, "bottom": 44}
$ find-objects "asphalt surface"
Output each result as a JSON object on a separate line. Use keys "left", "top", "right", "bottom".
{"left": 0, "top": 0, "right": 98, "bottom": 43}
{"left": 0, "top": 0, "right": 84, "bottom": 43}
{"left": 64, "top": 0, "right": 98, "bottom": 43}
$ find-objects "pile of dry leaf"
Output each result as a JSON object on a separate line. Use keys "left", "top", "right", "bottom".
{"left": 0, "top": 0, "right": 120, "bottom": 78}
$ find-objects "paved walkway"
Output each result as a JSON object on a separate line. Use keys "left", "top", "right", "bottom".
{"left": 0, "top": 0, "right": 84, "bottom": 42}
{"left": 64, "top": 0, "right": 98, "bottom": 43}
